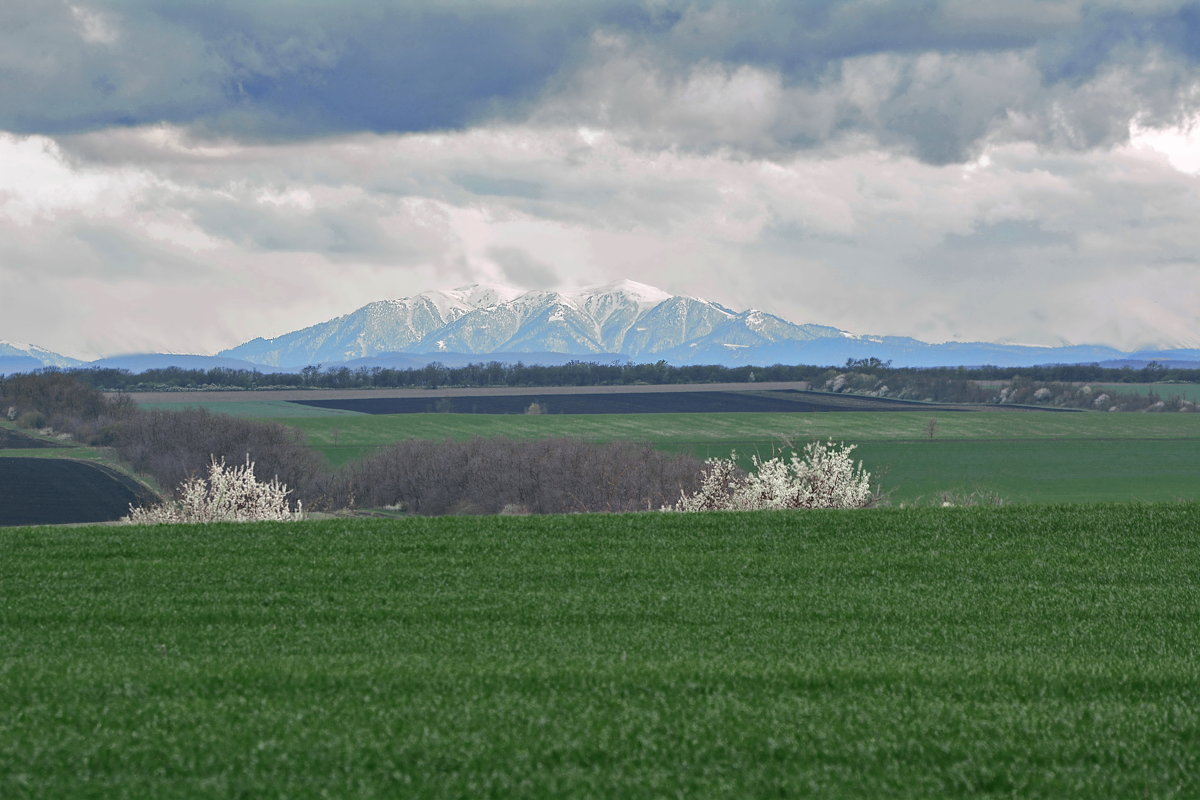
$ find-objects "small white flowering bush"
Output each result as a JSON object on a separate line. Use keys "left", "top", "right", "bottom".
{"left": 671, "top": 439, "right": 873, "bottom": 511}
{"left": 125, "top": 455, "right": 303, "bottom": 524}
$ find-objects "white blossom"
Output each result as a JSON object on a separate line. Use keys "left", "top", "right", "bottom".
{"left": 670, "top": 439, "right": 873, "bottom": 512}
{"left": 125, "top": 455, "right": 303, "bottom": 524}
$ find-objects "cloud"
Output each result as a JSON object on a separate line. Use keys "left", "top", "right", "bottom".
{"left": 3, "top": 2, "right": 1200, "bottom": 358}
{"left": 489, "top": 246, "right": 561, "bottom": 288}
{"left": 3, "top": 1, "right": 1199, "bottom": 163}
{"left": 4, "top": 117, "right": 1199, "bottom": 357}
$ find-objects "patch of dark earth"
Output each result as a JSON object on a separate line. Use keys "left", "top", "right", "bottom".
{"left": 0, "top": 428, "right": 70, "bottom": 449}
{"left": 294, "top": 389, "right": 1077, "bottom": 415}
{"left": 0, "top": 458, "right": 159, "bottom": 526}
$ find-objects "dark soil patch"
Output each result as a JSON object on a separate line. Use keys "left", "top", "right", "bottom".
{"left": 293, "top": 389, "right": 1038, "bottom": 415}
{"left": 0, "top": 458, "right": 159, "bottom": 526}
{"left": 0, "top": 427, "right": 68, "bottom": 449}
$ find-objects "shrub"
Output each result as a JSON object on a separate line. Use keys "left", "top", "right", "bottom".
{"left": 671, "top": 439, "right": 873, "bottom": 511}
{"left": 111, "top": 408, "right": 332, "bottom": 508}
{"left": 125, "top": 455, "right": 303, "bottom": 524}
{"left": 340, "top": 436, "right": 703, "bottom": 515}
{"left": 15, "top": 410, "right": 46, "bottom": 430}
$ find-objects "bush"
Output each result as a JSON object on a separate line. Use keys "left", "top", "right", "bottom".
{"left": 110, "top": 408, "right": 333, "bottom": 508}
{"left": 125, "top": 455, "right": 304, "bottom": 524}
{"left": 671, "top": 439, "right": 873, "bottom": 511}
{"left": 341, "top": 436, "right": 703, "bottom": 515}
{"left": 15, "top": 410, "right": 46, "bottom": 430}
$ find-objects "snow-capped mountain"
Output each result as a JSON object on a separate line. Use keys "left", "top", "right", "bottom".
{"left": 662, "top": 310, "right": 847, "bottom": 362}
{"left": 8, "top": 285, "right": 1200, "bottom": 374}
{"left": 0, "top": 342, "right": 83, "bottom": 374}
{"left": 222, "top": 284, "right": 523, "bottom": 367}
{"left": 218, "top": 279, "right": 818, "bottom": 368}
{"left": 212, "top": 280, "right": 1200, "bottom": 369}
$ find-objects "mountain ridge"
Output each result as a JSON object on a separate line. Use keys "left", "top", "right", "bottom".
{"left": 5, "top": 281, "right": 1200, "bottom": 374}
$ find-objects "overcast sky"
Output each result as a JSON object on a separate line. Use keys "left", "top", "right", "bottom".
{"left": 2, "top": 0, "right": 1199, "bottom": 359}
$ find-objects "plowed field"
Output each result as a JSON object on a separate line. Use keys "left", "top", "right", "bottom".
{"left": 292, "top": 388, "right": 1047, "bottom": 415}
{"left": 0, "top": 458, "right": 157, "bottom": 526}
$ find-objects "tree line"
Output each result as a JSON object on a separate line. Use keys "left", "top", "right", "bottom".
{"left": 14, "top": 358, "right": 1200, "bottom": 393}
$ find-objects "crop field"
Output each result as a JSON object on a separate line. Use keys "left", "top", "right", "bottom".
{"left": 0, "top": 458, "right": 157, "bottom": 526}
{"left": 3, "top": 506, "right": 1198, "bottom": 797}
{"left": 0, "top": 427, "right": 69, "bottom": 450}
{"left": 136, "top": 387, "right": 996, "bottom": 417}
{"left": 290, "top": 388, "right": 1009, "bottom": 415}
{"left": 276, "top": 410, "right": 1200, "bottom": 504}
{"left": 0, "top": 423, "right": 163, "bottom": 526}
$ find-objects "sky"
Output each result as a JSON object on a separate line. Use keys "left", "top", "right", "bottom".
{"left": 1, "top": 0, "right": 1199, "bottom": 359}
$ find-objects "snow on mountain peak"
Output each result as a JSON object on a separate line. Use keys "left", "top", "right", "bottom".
{"left": 216, "top": 277, "right": 857, "bottom": 367}
{"left": 581, "top": 278, "right": 672, "bottom": 306}
{"left": 443, "top": 283, "right": 525, "bottom": 309}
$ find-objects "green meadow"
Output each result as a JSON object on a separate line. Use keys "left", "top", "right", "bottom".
{"left": 3, "top": 506, "right": 1198, "bottom": 798}
{"left": 33, "top": 400, "right": 1200, "bottom": 504}
{"left": 274, "top": 410, "right": 1200, "bottom": 504}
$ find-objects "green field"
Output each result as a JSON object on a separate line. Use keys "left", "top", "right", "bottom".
{"left": 275, "top": 411, "right": 1200, "bottom": 504}
{"left": 3, "top": 506, "right": 1198, "bottom": 797}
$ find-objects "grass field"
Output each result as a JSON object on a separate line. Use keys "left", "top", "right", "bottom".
{"left": 3, "top": 506, "right": 1198, "bottom": 797}
{"left": 276, "top": 411, "right": 1200, "bottom": 504}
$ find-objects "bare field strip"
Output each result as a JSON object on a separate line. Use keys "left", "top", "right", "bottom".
{"left": 0, "top": 427, "right": 69, "bottom": 450}
{"left": 114, "top": 381, "right": 815, "bottom": 404}
{"left": 0, "top": 458, "right": 158, "bottom": 527}
{"left": 116, "top": 383, "right": 1068, "bottom": 416}
{"left": 290, "top": 389, "right": 1023, "bottom": 415}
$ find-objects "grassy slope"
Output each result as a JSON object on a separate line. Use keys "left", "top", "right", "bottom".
{"left": 280, "top": 411, "right": 1200, "bottom": 503}
{"left": 2, "top": 506, "right": 1198, "bottom": 798}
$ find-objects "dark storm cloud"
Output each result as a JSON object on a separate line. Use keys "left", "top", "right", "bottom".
{"left": 2, "top": 1, "right": 1199, "bottom": 161}
{"left": 0, "top": 0, "right": 645, "bottom": 137}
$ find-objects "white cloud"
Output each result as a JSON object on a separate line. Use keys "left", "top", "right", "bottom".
{"left": 0, "top": 133, "right": 151, "bottom": 224}
{"left": 2, "top": 118, "right": 1199, "bottom": 359}
{"left": 1128, "top": 113, "right": 1200, "bottom": 175}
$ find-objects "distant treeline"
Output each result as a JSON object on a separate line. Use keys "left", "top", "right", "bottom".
{"left": 23, "top": 358, "right": 1200, "bottom": 392}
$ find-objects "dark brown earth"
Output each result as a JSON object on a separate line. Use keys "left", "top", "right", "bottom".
{"left": 116, "top": 383, "right": 1071, "bottom": 414}
{"left": 0, "top": 458, "right": 158, "bottom": 526}
{"left": 116, "top": 381, "right": 814, "bottom": 404}
{"left": 292, "top": 389, "right": 1073, "bottom": 415}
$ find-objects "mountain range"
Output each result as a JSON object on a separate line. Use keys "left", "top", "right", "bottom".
{"left": 5, "top": 279, "right": 1200, "bottom": 374}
